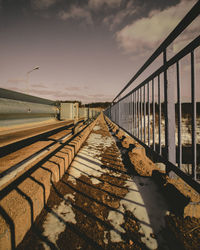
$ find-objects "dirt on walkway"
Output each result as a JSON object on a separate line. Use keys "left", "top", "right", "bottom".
{"left": 17, "top": 115, "right": 198, "bottom": 250}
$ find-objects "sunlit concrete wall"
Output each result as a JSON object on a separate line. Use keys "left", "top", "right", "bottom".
{"left": 60, "top": 103, "right": 79, "bottom": 120}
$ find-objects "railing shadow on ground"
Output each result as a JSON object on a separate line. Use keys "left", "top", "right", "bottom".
{"left": 9, "top": 117, "right": 182, "bottom": 249}
{"left": 52, "top": 126, "right": 174, "bottom": 249}
{"left": 16, "top": 117, "right": 160, "bottom": 249}
{"left": 17, "top": 151, "right": 149, "bottom": 249}
{"left": 0, "top": 122, "right": 92, "bottom": 249}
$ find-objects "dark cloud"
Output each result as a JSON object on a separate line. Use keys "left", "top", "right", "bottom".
{"left": 0, "top": 0, "right": 197, "bottom": 103}
{"left": 31, "top": 0, "right": 58, "bottom": 10}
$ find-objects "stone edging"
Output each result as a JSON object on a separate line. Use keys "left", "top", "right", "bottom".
{"left": 104, "top": 115, "right": 200, "bottom": 219}
{"left": 0, "top": 117, "right": 99, "bottom": 250}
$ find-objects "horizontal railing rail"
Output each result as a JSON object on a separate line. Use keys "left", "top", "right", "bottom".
{"left": 105, "top": 1, "right": 200, "bottom": 193}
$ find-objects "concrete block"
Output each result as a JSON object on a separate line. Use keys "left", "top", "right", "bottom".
{"left": 0, "top": 117, "right": 100, "bottom": 249}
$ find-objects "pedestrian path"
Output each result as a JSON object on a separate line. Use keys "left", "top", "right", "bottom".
{"left": 18, "top": 116, "right": 169, "bottom": 250}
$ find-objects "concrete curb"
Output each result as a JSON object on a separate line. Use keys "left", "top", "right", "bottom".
{"left": 0, "top": 118, "right": 99, "bottom": 249}
{"left": 104, "top": 116, "right": 159, "bottom": 176}
{"left": 104, "top": 115, "right": 200, "bottom": 218}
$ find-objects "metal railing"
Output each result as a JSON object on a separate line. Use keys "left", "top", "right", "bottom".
{"left": 0, "top": 87, "right": 58, "bottom": 127}
{"left": 104, "top": 1, "right": 200, "bottom": 193}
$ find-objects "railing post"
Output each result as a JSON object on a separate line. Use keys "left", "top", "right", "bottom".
{"left": 163, "top": 49, "right": 176, "bottom": 177}
{"left": 191, "top": 50, "right": 197, "bottom": 180}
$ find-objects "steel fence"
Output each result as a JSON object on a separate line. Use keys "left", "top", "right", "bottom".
{"left": 104, "top": 1, "right": 200, "bottom": 193}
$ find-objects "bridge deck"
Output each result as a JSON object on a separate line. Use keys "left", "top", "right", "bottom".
{"left": 17, "top": 116, "right": 172, "bottom": 250}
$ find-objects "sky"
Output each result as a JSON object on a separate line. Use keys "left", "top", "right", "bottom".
{"left": 0, "top": 0, "right": 199, "bottom": 103}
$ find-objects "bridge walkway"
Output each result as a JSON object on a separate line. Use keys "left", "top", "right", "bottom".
{"left": 17, "top": 115, "right": 171, "bottom": 250}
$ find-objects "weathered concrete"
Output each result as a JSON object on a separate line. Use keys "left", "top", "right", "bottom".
{"left": 17, "top": 114, "right": 171, "bottom": 250}
{"left": 2, "top": 114, "right": 200, "bottom": 249}
{"left": 0, "top": 118, "right": 98, "bottom": 250}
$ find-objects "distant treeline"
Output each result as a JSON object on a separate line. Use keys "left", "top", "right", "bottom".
{"left": 112, "top": 102, "right": 200, "bottom": 117}
{"left": 84, "top": 102, "right": 111, "bottom": 109}
{"left": 175, "top": 102, "right": 200, "bottom": 116}
{"left": 54, "top": 100, "right": 111, "bottom": 109}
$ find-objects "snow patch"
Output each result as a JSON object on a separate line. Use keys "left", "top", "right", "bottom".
{"left": 42, "top": 193, "right": 76, "bottom": 249}
{"left": 93, "top": 125, "right": 101, "bottom": 131}
{"left": 110, "top": 230, "right": 123, "bottom": 243}
{"left": 108, "top": 210, "right": 125, "bottom": 242}
{"left": 107, "top": 176, "right": 168, "bottom": 249}
{"left": 68, "top": 131, "right": 117, "bottom": 185}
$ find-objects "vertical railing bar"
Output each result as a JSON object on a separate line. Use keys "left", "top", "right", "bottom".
{"left": 126, "top": 98, "right": 127, "bottom": 130}
{"left": 115, "top": 104, "right": 116, "bottom": 123}
{"left": 127, "top": 97, "right": 129, "bottom": 132}
{"left": 144, "top": 85, "right": 146, "bottom": 144}
{"left": 126, "top": 99, "right": 127, "bottom": 130}
{"left": 135, "top": 91, "right": 137, "bottom": 137}
{"left": 138, "top": 90, "right": 140, "bottom": 138}
{"left": 115, "top": 102, "right": 117, "bottom": 124}
{"left": 141, "top": 88, "right": 142, "bottom": 140}
{"left": 164, "top": 49, "right": 168, "bottom": 162}
{"left": 118, "top": 102, "right": 119, "bottom": 125}
{"left": 152, "top": 78, "right": 155, "bottom": 150}
{"left": 158, "top": 74, "right": 162, "bottom": 155}
{"left": 131, "top": 93, "right": 133, "bottom": 135}
{"left": 118, "top": 102, "right": 119, "bottom": 124}
{"left": 191, "top": 50, "right": 196, "bottom": 180}
{"left": 129, "top": 95, "right": 131, "bottom": 133}
{"left": 128, "top": 97, "right": 129, "bottom": 132}
{"left": 177, "top": 61, "right": 182, "bottom": 169}
{"left": 130, "top": 95, "right": 132, "bottom": 133}
{"left": 123, "top": 100, "right": 125, "bottom": 128}
{"left": 120, "top": 101, "right": 121, "bottom": 126}
{"left": 163, "top": 48, "right": 176, "bottom": 177}
{"left": 119, "top": 102, "right": 120, "bottom": 127}
{"left": 133, "top": 92, "right": 135, "bottom": 136}
{"left": 118, "top": 102, "right": 120, "bottom": 126}
{"left": 148, "top": 82, "right": 150, "bottom": 147}
{"left": 128, "top": 95, "right": 131, "bottom": 133}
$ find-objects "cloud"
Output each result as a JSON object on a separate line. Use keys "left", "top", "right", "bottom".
{"left": 30, "top": 88, "right": 63, "bottom": 98}
{"left": 55, "top": 91, "right": 113, "bottom": 102}
{"left": 31, "top": 0, "right": 58, "bottom": 10}
{"left": 58, "top": 6, "right": 93, "bottom": 25}
{"left": 32, "top": 83, "right": 47, "bottom": 88}
{"left": 103, "top": 1, "right": 137, "bottom": 30}
{"left": 6, "top": 85, "right": 113, "bottom": 102}
{"left": 116, "top": 0, "right": 197, "bottom": 55}
{"left": 7, "top": 79, "right": 27, "bottom": 84}
{"left": 88, "top": 0, "right": 122, "bottom": 10}
{"left": 65, "top": 86, "right": 82, "bottom": 91}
